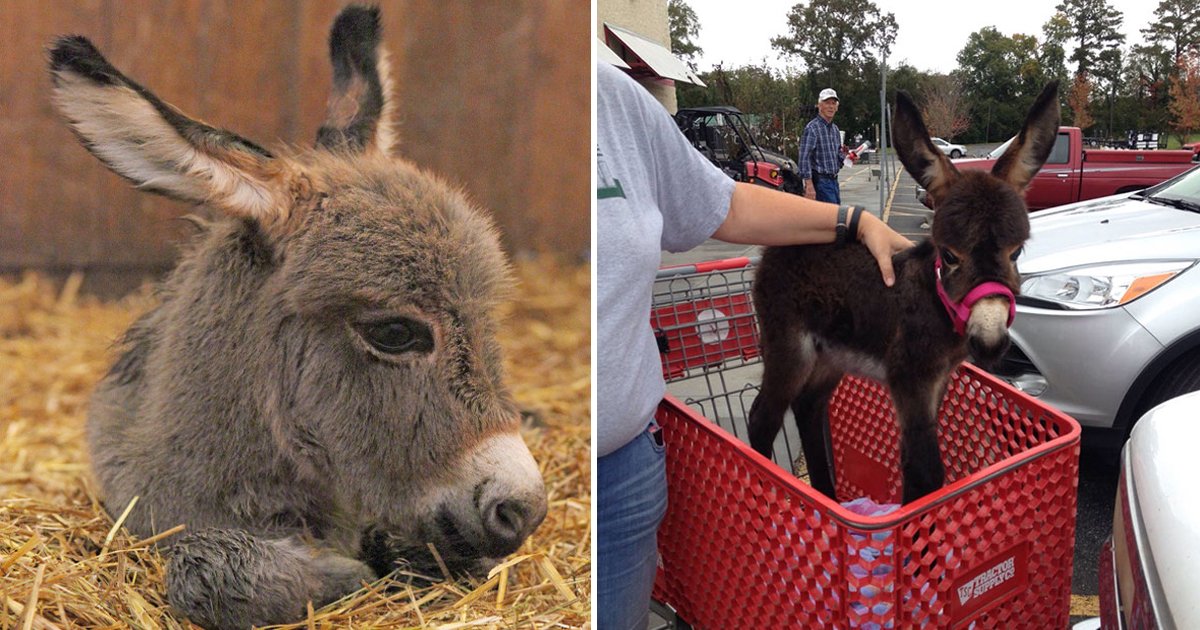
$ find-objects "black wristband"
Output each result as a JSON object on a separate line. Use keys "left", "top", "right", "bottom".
{"left": 835, "top": 205, "right": 848, "bottom": 245}
{"left": 847, "top": 206, "right": 864, "bottom": 244}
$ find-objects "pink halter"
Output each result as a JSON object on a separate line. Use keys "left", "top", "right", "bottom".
{"left": 934, "top": 255, "right": 1016, "bottom": 336}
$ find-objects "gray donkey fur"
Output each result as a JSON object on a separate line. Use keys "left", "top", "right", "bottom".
{"left": 49, "top": 6, "right": 547, "bottom": 629}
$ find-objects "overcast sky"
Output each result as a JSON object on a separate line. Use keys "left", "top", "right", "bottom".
{"left": 685, "top": 0, "right": 1160, "bottom": 74}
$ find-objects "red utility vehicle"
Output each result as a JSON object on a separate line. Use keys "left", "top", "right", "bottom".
{"left": 918, "top": 127, "right": 1196, "bottom": 210}
{"left": 675, "top": 106, "right": 804, "bottom": 195}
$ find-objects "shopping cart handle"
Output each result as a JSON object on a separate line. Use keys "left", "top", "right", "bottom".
{"left": 693, "top": 257, "right": 753, "bottom": 273}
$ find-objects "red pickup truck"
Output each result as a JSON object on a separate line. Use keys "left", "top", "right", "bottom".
{"left": 918, "top": 127, "right": 1196, "bottom": 210}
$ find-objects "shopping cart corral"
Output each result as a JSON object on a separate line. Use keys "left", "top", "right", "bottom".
{"left": 649, "top": 257, "right": 1081, "bottom": 629}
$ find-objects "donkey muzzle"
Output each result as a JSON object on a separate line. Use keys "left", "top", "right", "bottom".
{"left": 435, "top": 432, "right": 547, "bottom": 561}
{"left": 966, "top": 296, "right": 1014, "bottom": 367}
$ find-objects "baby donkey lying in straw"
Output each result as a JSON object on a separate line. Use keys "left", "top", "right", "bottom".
{"left": 50, "top": 5, "right": 547, "bottom": 629}
{"left": 749, "top": 83, "right": 1060, "bottom": 504}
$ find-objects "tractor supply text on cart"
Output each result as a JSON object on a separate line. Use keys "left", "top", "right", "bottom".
{"left": 957, "top": 556, "right": 1016, "bottom": 605}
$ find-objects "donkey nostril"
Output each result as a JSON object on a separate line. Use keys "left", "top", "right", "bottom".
{"left": 498, "top": 501, "right": 523, "bottom": 532}
{"left": 486, "top": 499, "right": 526, "bottom": 542}
{"left": 482, "top": 497, "right": 546, "bottom": 556}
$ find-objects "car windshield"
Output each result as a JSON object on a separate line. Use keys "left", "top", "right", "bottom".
{"left": 1141, "top": 165, "right": 1200, "bottom": 211}
{"left": 988, "top": 137, "right": 1015, "bottom": 159}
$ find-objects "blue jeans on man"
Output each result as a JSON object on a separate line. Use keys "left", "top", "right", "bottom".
{"left": 813, "top": 173, "right": 841, "bottom": 204}
{"left": 597, "top": 421, "right": 668, "bottom": 630}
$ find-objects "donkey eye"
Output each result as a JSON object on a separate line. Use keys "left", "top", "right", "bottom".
{"left": 941, "top": 249, "right": 960, "bottom": 266}
{"left": 1010, "top": 246, "right": 1024, "bottom": 262}
{"left": 358, "top": 318, "right": 434, "bottom": 355}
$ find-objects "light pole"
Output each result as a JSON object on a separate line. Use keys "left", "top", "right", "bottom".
{"left": 879, "top": 49, "right": 889, "bottom": 215}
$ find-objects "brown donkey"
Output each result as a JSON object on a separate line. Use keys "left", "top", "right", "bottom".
{"left": 50, "top": 6, "right": 546, "bottom": 629}
{"left": 748, "top": 83, "right": 1059, "bottom": 504}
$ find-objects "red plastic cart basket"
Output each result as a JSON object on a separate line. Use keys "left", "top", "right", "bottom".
{"left": 649, "top": 257, "right": 1080, "bottom": 629}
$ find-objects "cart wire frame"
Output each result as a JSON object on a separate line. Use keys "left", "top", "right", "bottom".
{"left": 649, "top": 257, "right": 1081, "bottom": 629}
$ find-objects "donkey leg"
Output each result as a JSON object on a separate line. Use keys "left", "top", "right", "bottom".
{"left": 789, "top": 369, "right": 843, "bottom": 499}
{"left": 748, "top": 331, "right": 814, "bottom": 458}
{"left": 166, "top": 529, "right": 374, "bottom": 630}
{"left": 891, "top": 375, "right": 950, "bottom": 504}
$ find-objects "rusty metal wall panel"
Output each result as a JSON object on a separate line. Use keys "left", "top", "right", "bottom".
{"left": 523, "top": 1, "right": 592, "bottom": 258}
{"left": 387, "top": 1, "right": 591, "bottom": 259}
{"left": 0, "top": 0, "right": 190, "bottom": 271}
{"left": 0, "top": 0, "right": 591, "bottom": 277}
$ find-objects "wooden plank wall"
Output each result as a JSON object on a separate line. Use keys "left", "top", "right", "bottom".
{"left": 0, "top": 0, "right": 590, "bottom": 284}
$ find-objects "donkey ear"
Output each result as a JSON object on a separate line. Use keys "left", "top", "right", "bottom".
{"left": 49, "top": 36, "right": 295, "bottom": 223}
{"left": 891, "top": 90, "right": 959, "bottom": 203}
{"left": 992, "top": 82, "right": 1061, "bottom": 192}
{"left": 315, "top": 5, "right": 396, "bottom": 155}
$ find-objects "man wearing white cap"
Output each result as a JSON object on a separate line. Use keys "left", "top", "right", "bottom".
{"left": 798, "top": 88, "right": 844, "bottom": 203}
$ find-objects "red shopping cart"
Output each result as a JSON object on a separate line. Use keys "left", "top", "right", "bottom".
{"left": 649, "top": 257, "right": 1080, "bottom": 629}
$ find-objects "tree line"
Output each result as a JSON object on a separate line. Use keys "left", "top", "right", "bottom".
{"left": 669, "top": 0, "right": 1200, "bottom": 156}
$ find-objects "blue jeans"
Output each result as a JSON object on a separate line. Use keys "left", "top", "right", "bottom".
{"left": 814, "top": 173, "right": 841, "bottom": 204}
{"left": 597, "top": 421, "right": 668, "bottom": 630}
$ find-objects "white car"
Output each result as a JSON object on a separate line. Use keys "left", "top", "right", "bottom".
{"left": 1087, "top": 390, "right": 1200, "bottom": 628}
{"left": 931, "top": 137, "right": 966, "bottom": 159}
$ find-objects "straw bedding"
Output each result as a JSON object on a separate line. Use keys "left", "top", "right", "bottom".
{"left": 0, "top": 258, "right": 591, "bottom": 629}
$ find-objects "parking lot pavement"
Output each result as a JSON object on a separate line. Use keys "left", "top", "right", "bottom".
{"left": 657, "top": 161, "right": 1115, "bottom": 625}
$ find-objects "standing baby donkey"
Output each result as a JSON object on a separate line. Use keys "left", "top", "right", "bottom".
{"left": 748, "top": 83, "right": 1060, "bottom": 504}
{"left": 50, "top": 5, "right": 546, "bottom": 629}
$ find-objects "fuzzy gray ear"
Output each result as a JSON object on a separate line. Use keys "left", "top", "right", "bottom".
{"left": 48, "top": 35, "right": 297, "bottom": 222}
{"left": 891, "top": 90, "right": 960, "bottom": 205}
{"left": 992, "top": 82, "right": 1061, "bottom": 192}
{"left": 316, "top": 5, "right": 396, "bottom": 155}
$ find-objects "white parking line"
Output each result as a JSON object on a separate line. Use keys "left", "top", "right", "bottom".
{"left": 882, "top": 172, "right": 901, "bottom": 223}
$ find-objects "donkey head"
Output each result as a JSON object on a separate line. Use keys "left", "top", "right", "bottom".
{"left": 892, "top": 83, "right": 1060, "bottom": 366}
{"left": 51, "top": 6, "right": 545, "bottom": 572}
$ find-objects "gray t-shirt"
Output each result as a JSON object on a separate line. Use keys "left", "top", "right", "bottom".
{"left": 596, "top": 63, "right": 735, "bottom": 457}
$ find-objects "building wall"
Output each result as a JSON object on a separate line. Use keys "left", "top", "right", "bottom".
{"left": 0, "top": 1, "right": 589, "bottom": 289}
{"left": 596, "top": 0, "right": 678, "bottom": 112}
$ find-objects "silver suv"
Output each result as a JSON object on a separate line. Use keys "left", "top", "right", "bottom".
{"left": 993, "top": 165, "right": 1200, "bottom": 442}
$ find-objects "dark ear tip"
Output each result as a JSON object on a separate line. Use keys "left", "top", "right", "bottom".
{"left": 48, "top": 35, "right": 119, "bottom": 86}
{"left": 48, "top": 35, "right": 97, "bottom": 70}
{"left": 331, "top": 4, "right": 382, "bottom": 43}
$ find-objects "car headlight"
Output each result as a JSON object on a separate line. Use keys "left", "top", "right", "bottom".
{"left": 1020, "top": 261, "right": 1195, "bottom": 310}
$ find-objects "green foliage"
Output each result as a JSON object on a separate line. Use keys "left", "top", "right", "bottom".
{"left": 1055, "top": 0, "right": 1125, "bottom": 77}
{"left": 1091, "top": 48, "right": 1124, "bottom": 135}
{"left": 668, "top": 0, "right": 703, "bottom": 66}
{"left": 1125, "top": 44, "right": 1174, "bottom": 134}
{"left": 955, "top": 27, "right": 1054, "bottom": 142}
{"left": 771, "top": 0, "right": 898, "bottom": 92}
{"left": 1041, "top": 12, "right": 1072, "bottom": 88}
{"left": 1141, "top": 0, "right": 1200, "bottom": 63}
